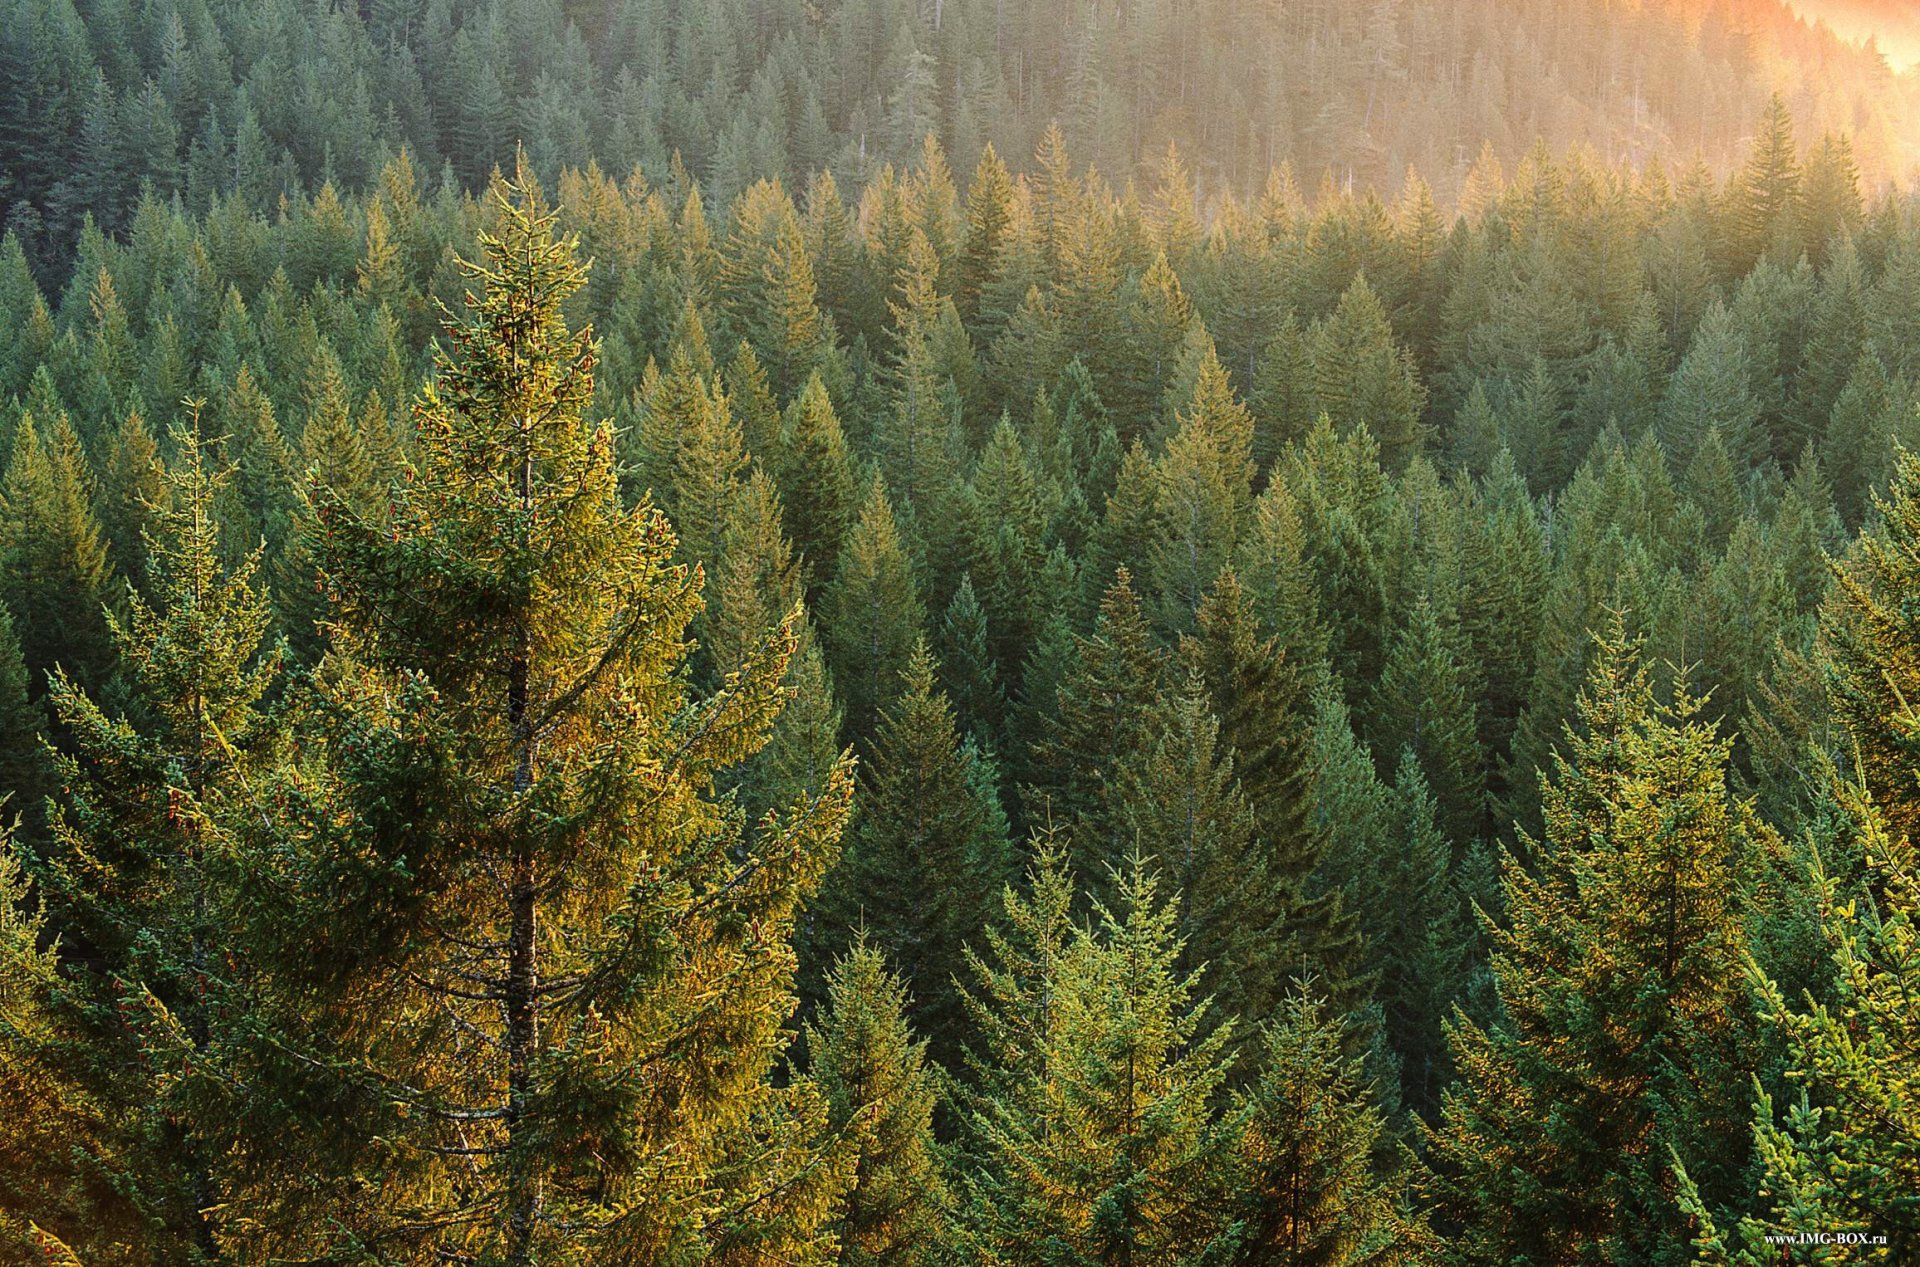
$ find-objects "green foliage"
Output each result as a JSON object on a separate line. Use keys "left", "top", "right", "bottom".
{"left": 824, "top": 641, "right": 1011, "bottom": 1064}
{"left": 1680, "top": 780, "right": 1920, "bottom": 1264}
{"left": 958, "top": 850, "right": 1242, "bottom": 1266}
{"left": 217, "top": 175, "right": 856, "bottom": 1262}
{"left": 1427, "top": 622, "right": 1767, "bottom": 1264}
{"left": 805, "top": 937, "right": 950, "bottom": 1266}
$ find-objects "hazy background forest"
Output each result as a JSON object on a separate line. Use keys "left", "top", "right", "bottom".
{"left": 3, "top": 0, "right": 1920, "bottom": 1263}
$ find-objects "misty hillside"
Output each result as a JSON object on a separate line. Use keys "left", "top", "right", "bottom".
{"left": 2, "top": 0, "right": 1916, "bottom": 277}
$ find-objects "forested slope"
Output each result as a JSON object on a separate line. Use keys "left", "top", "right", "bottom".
{"left": 3, "top": 0, "right": 1917, "bottom": 282}
{"left": 1, "top": 80, "right": 1918, "bottom": 1257}
{"left": 3, "top": 0, "right": 1920, "bottom": 1262}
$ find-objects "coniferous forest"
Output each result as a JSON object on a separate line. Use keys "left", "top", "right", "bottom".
{"left": 3, "top": 0, "right": 1920, "bottom": 1263}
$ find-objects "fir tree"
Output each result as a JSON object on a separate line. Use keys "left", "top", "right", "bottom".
{"left": 805, "top": 937, "right": 951, "bottom": 1266}
{"left": 1679, "top": 779, "right": 1920, "bottom": 1264}
{"left": 0, "top": 412, "right": 119, "bottom": 702}
{"left": 1232, "top": 992, "right": 1436, "bottom": 1264}
{"left": 0, "top": 606, "right": 47, "bottom": 838}
{"left": 1312, "top": 274, "right": 1428, "bottom": 469}
{"left": 1368, "top": 593, "right": 1487, "bottom": 846}
{"left": 826, "top": 641, "right": 1011, "bottom": 1064}
{"left": 1148, "top": 345, "right": 1255, "bottom": 636}
{"left": 1182, "top": 569, "right": 1318, "bottom": 852}
{"left": 959, "top": 853, "right": 1242, "bottom": 1265}
{"left": 219, "top": 176, "right": 856, "bottom": 1263}
{"left": 820, "top": 476, "right": 925, "bottom": 744}
{"left": 0, "top": 831, "right": 141, "bottom": 1262}
{"left": 1029, "top": 568, "right": 1166, "bottom": 895}
{"left": 1426, "top": 621, "right": 1767, "bottom": 1264}
{"left": 1822, "top": 446, "right": 1920, "bottom": 849}
{"left": 777, "top": 371, "right": 858, "bottom": 592}
{"left": 20, "top": 412, "right": 281, "bottom": 1259}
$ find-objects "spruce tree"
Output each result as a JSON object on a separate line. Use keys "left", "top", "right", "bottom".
{"left": 825, "top": 641, "right": 1011, "bottom": 1064}
{"left": 0, "top": 819, "right": 148, "bottom": 1263}
{"left": 820, "top": 476, "right": 925, "bottom": 744}
{"left": 0, "top": 412, "right": 119, "bottom": 702}
{"left": 804, "top": 937, "right": 950, "bottom": 1266}
{"left": 1311, "top": 274, "right": 1428, "bottom": 469}
{"left": 218, "top": 177, "right": 856, "bottom": 1263}
{"left": 1679, "top": 779, "right": 1920, "bottom": 1264}
{"left": 959, "top": 852, "right": 1241, "bottom": 1266}
{"left": 0, "top": 608, "right": 47, "bottom": 837}
{"left": 1822, "top": 446, "right": 1920, "bottom": 849}
{"left": 1368, "top": 593, "right": 1487, "bottom": 846}
{"left": 1426, "top": 622, "right": 1766, "bottom": 1264}
{"left": 1232, "top": 992, "right": 1436, "bottom": 1264}
{"left": 1028, "top": 568, "right": 1166, "bottom": 894}
{"left": 777, "top": 371, "right": 858, "bottom": 593}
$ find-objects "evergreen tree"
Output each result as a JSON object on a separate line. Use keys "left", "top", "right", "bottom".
{"left": 1312, "top": 274, "right": 1428, "bottom": 469}
{"left": 1148, "top": 345, "right": 1255, "bottom": 636}
{"left": 96, "top": 407, "right": 163, "bottom": 598}
{"left": 1029, "top": 568, "right": 1166, "bottom": 893}
{"left": 0, "top": 412, "right": 118, "bottom": 702}
{"left": 804, "top": 937, "right": 950, "bottom": 1266}
{"left": 1822, "top": 446, "right": 1920, "bottom": 849}
{"left": 1183, "top": 569, "right": 1318, "bottom": 851}
{"left": 1368, "top": 593, "right": 1487, "bottom": 846}
{"left": 8, "top": 412, "right": 280, "bottom": 1259}
{"left": 1659, "top": 301, "right": 1765, "bottom": 471}
{"left": 1231, "top": 992, "right": 1436, "bottom": 1264}
{"left": 959, "top": 853, "right": 1241, "bottom": 1266}
{"left": 825, "top": 641, "right": 1011, "bottom": 1064}
{"left": 777, "top": 371, "right": 858, "bottom": 592}
{"left": 940, "top": 573, "right": 1008, "bottom": 750}
{"left": 1679, "top": 779, "right": 1920, "bottom": 1264}
{"left": 219, "top": 178, "right": 856, "bottom": 1263}
{"left": 1426, "top": 622, "right": 1767, "bottom": 1264}
{"left": 1730, "top": 94, "right": 1802, "bottom": 272}
{"left": 820, "top": 477, "right": 925, "bottom": 744}
{"left": 0, "top": 830, "right": 140, "bottom": 1262}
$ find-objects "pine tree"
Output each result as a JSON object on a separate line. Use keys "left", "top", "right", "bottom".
{"left": 1426, "top": 621, "right": 1766, "bottom": 1264}
{"left": 218, "top": 177, "right": 856, "bottom": 1263}
{"left": 958, "top": 853, "right": 1241, "bottom": 1265}
{"left": 1148, "top": 345, "right": 1256, "bottom": 636}
{"left": 1232, "top": 992, "right": 1436, "bottom": 1264}
{"left": 1368, "top": 593, "right": 1487, "bottom": 846}
{"left": 804, "top": 938, "right": 950, "bottom": 1266}
{"left": 17, "top": 411, "right": 284, "bottom": 1260}
{"left": 1730, "top": 94, "right": 1802, "bottom": 271}
{"left": 0, "top": 830, "right": 141, "bottom": 1262}
{"left": 1182, "top": 569, "right": 1318, "bottom": 863}
{"left": 825, "top": 641, "right": 1010, "bottom": 1064}
{"left": 1311, "top": 274, "right": 1428, "bottom": 469}
{"left": 1678, "top": 779, "right": 1920, "bottom": 1264}
{"left": 0, "top": 412, "right": 119, "bottom": 702}
{"left": 1028, "top": 568, "right": 1166, "bottom": 893}
{"left": 776, "top": 371, "right": 858, "bottom": 593}
{"left": 820, "top": 477, "right": 925, "bottom": 744}
{"left": 0, "top": 609, "right": 44, "bottom": 832}
{"left": 1822, "top": 446, "right": 1920, "bottom": 849}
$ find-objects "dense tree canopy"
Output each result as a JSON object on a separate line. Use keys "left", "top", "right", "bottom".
{"left": 1, "top": 3, "right": 1919, "bottom": 1259}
